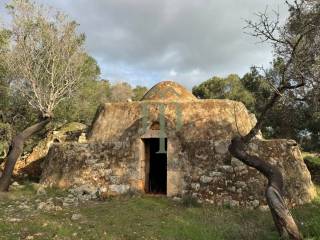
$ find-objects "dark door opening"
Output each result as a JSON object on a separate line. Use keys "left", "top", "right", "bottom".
{"left": 144, "top": 138, "right": 167, "bottom": 194}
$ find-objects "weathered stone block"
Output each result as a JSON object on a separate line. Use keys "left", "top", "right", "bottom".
{"left": 109, "top": 184, "right": 130, "bottom": 194}
{"left": 231, "top": 157, "right": 244, "bottom": 167}
{"left": 209, "top": 171, "right": 223, "bottom": 177}
{"left": 219, "top": 165, "right": 234, "bottom": 174}
{"left": 109, "top": 176, "right": 121, "bottom": 184}
{"left": 214, "top": 141, "right": 229, "bottom": 155}
{"left": 191, "top": 183, "right": 200, "bottom": 191}
{"left": 235, "top": 181, "right": 247, "bottom": 189}
{"left": 200, "top": 176, "right": 213, "bottom": 184}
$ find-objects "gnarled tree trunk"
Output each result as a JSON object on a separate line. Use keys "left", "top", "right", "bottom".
{"left": 229, "top": 135, "right": 302, "bottom": 239}
{"left": 0, "top": 117, "right": 51, "bottom": 191}
{"left": 226, "top": 76, "right": 304, "bottom": 238}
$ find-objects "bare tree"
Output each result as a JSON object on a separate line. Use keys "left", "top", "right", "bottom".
{"left": 110, "top": 82, "right": 133, "bottom": 102}
{"left": 229, "top": 1, "right": 320, "bottom": 239}
{"left": 0, "top": 0, "right": 86, "bottom": 191}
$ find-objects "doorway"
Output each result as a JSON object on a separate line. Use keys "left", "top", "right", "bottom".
{"left": 144, "top": 138, "right": 167, "bottom": 194}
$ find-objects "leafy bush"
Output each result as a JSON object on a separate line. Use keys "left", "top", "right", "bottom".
{"left": 0, "top": 122, "right": 12, "bottom": 158}
{"left": 304, "top": 155, "right": 320, "bottom": 166}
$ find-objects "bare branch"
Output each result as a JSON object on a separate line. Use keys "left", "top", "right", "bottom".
{"left": 4, "top": 0, "right": 86, "bottom": 117}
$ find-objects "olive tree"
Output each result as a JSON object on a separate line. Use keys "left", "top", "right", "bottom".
{"left": 0, "top": 0, "right": 86, "bottom": 191}
{"left": 229, "top": 1, "right": 320, "bottom": 239}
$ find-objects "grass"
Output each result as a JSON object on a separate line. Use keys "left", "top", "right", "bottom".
{"left": 303, "top": 152, "right": 320, "bottom": 185}
{"left": 0, "top": 183, "right": 320, "bottom": 240}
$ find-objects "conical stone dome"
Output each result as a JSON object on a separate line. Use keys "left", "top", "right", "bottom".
{"left": 141, "top": 81, "right": 197, "bottom": 101}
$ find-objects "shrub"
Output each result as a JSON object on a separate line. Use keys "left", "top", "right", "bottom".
{"left": 304, "top": 155, "right": 320, "bottom": 166}
{"left": 0, "top": 122, "right": 12, "bottom": 159}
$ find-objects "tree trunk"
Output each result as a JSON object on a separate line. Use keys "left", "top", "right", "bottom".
{"left": 229, "top": 136, "right": 302, "bottom": 239}
{"left": 0, "top": 117, "right": 51, "bottom": 191}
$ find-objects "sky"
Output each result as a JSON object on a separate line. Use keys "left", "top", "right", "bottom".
{"left": 0, "top": 0, "right": 289, "bottom": 89}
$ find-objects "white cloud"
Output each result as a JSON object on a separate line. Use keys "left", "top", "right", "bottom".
{"left": 169, "top": 69, "right": 177, "bottom": 77}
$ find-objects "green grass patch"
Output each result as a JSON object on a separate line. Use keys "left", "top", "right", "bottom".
{"left": 304, "top": 154, "right": 320, "bottom": 166}
{"left": 302, "top": 152, "right": 320, "bottom": 166}
{"left": 0, "top": 184, "right": 320, "bottom": 239}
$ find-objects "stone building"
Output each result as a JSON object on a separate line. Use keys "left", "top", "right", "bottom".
{"left": 41, "top": 81, "right": 315, "bottom": 207}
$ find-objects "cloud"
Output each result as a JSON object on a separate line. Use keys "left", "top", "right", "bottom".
{"left": 0, "top": 0, "right": 289, "bottom": 89}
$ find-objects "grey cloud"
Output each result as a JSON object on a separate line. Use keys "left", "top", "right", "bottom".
{"left": 1, "top": 0, "right": 289, "bottom": 88}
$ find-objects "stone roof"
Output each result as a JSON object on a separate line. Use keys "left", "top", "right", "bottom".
{"left": 141, "top": 81, "right": 197, "bottom": 101}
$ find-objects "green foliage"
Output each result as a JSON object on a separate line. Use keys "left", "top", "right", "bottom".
{"left": 0, "top": 122, "right": 12, "bottom": 158}
{"left": 1, "top": 28, "right": 37, "bottom": 127}
{"left": 192, "top": 74, "right": 256, "bottom": 111}
{"left": 239, "top": 65, "right": 306, "bottom": 141}
{"left": 53, "top": 80, "right": 110, "bottom": 126}
{"left": 0, "top": 122, "right": 12, "bottom": 142}
{"left": 304, "top": 155, "right": 320, "bottom": 166}
{"left": 192, "top": 64, "right": 319, "bottom": 151}
{"left": 133, "top": 85, "right": 148, "bottom": 101}
{"left": 0, "top": 1, "right": 97, "bottom": 156}
{"left": 0, "top": 29, "right": 10, "bottom": 119}
{"left": 240, "top": 67, "right": 272, "bottom": 115}
{"left": 241, "top": 64, "right": 320, "bottom": 151}
{"left": 53, "top": 55, "right": 110, "bottom": 125}
{"left": 81, "top": 55, "right": 101, "bottom": 81}
{"left": 257, "top": 2, "right": 320, "bottom": 150}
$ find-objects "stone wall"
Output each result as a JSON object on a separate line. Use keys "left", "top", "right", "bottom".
{"left": 180, "top": 139, "right": 315, "bottom": 207}
{"left": 41, "top": 137, "right": 315, "bottom": 208}
{"left": 14, "top": 122, "right": 87, "bottom": 178}
{"left": 41, "top": 141, "right": 142, "bottom": 195}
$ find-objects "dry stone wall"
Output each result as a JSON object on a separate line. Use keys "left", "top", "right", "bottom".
{"left": 180, "top": 139, "right": 315, "bottom": 208}
{"left": 41, "top": 137, "right": 315, "bottom": 208}
{"left": 41, "top": 141, "right": 142, "bottom": 196}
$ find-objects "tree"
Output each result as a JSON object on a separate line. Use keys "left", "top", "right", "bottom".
{"left": 229, "top": 1, "right": 320, "bottom": 239}
{"left": 193, "top": 74, "right": 256, "bottom": 111}
{"left": 53, "top": 56, "right": 111, "bottom": 125}
{"left": 0, "top": 29, "right": 10, "bottom": 122}
{"left": 301, "top": 89, "right": 320, "bottom": 150}
{"left": 240, "top": 61, "right": 320, "bottom": 151}
{"left": 241, "top": 67, "right": 273, "bottom": 114}
{"left": 1, "top": 27, "right": 39, "bottom": 133}
{"left": 0, "top": 28, "right": 12, "bottom": 161}
{"left": 132, "top": 85, "right": 148, "bottom": 101}
{"left": 0, "top": 123, "right": 12, "bottom": 162}
{"left": 241, "top": 64, "right": 304, "bottom": 140}
{"left": 0, "top": 0, "right": 86, "bottom": 191}
{"left": 110, "top": 82, "right": 133, "bottom": 102}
